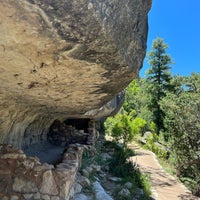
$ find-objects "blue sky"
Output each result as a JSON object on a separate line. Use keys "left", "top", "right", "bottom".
{"left": 140, "top": 0, "right": 200, "bottom": 77}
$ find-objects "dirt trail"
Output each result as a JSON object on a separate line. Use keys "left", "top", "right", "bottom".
{"left": 129, "top": 143, "right": 199, "bottom": 200}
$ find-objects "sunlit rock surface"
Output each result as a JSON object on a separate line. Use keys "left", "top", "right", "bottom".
{"left": 0, "top": 0, "right": 151, "bottom": 147}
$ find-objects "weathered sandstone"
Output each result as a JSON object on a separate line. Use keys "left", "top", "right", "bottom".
{"left": 0, "top": 0, "right": 151, "bottom": 147}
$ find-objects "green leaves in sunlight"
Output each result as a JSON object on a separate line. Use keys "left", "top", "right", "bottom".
{"left": 104, "top": 114, "right": 146, "bottom": 148}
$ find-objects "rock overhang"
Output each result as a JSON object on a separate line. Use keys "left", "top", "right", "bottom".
{"left": 0, "top": 0, "right": 152, "bottom": 147}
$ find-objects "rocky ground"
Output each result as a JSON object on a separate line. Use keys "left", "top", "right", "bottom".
{"left": 19, "top": 133, "right": 200, "bottom": 200}
{"left": 71, "top": 136, "right": 149, "bottom": 200}
{"left": 71, "top": 136, "right": 200, "bottom": 200}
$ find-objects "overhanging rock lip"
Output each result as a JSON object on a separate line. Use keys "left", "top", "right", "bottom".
{"left": 0, "top": 0, "right": 151, "bottom": 147}
{"left": 84, "top": 91, "right": 125, "bottom": 118}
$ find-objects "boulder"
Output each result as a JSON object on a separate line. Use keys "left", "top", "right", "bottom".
{"left": 118, "top": 188, "right": 131, "bottom": 198}
{"left": 124, "top": 182, "right": 133, "bottom": 189}
{"left": 93, "top": 181, "right": 113, "bottom": 200}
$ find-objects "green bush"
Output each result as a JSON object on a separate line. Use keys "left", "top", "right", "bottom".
{"left": 104, "top": 114, "right": 147, "bottom": 149}
{"left": 104, "top": 114, "right": 134, "bottom": 148}
{"left": 143, "top": 133, "right": 167, "bottom": 160}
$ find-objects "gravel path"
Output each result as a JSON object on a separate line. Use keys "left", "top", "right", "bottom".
{"left": 129, "top": 144, "right": 200, "bottom": 200}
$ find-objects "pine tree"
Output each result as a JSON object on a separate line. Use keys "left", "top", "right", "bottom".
{"left": 147, "top": 37, "right": 173, "bottom": 133}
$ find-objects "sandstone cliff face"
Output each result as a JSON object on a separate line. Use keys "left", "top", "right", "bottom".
{"left": 0, "top": 0, "right": 151, "bottom": 147}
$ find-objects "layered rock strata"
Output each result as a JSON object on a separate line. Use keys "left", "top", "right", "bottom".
{"left": 0, "top": 0, "right": 151, "bottom": 147}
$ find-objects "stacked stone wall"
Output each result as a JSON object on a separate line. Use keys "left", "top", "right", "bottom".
{"left": 0, "top": 144, "right": 83, "bottom": 200}
{"left": 47, "top": 119, "right": 97, "bottom": 147}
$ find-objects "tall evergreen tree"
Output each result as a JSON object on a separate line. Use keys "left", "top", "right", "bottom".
{"left": 146, "top": 37, "right": 173, "bottom": 133}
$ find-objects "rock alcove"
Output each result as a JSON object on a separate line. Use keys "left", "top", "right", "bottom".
{"left": 22, "top": 118, "right": 96, "bottom": 165}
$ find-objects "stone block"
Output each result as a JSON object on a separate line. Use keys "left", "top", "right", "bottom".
{"left": 12, "top": 177, "right": 38, "bottom": 193}
{"left": 51, "top": 196, "right": 60, "bottom": 200}
{"left": 40, "top": 170, "right": 58, "bottom": 195}
{"left": 1, "top": 196, "right": 9, "bottom": 200}
{"left": 59, "top": 181, "right": 71, "bottom": 198}
{"left": 10, "top": 195, "right": 19, "bottom": 200}
{"left": 41, "top": 194, "right": 50, "bottom": 200}
{"left": 23, "top": 193, "right": 33, "bottom": 200}
{"left": 1, "top": 153, "right": 26, "bottom": 159}
{"left": 33, "top": 192, "right": 41, "bottom": 200}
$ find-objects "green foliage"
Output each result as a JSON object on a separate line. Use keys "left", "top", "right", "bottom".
{"left": 160, "top": 73, "right": 200, "bottom": 195}
{"left": 149, "top": 122, "right": 156, "bottom": 133}
{"left": 132, "top": 117, "right": 147, "bottom": 135}
{"left": 109, "top": 147, "right": 135, "bottom": 178}
{"left": 123, "top": 79, "right": 153, "bottom": 126}
{"left": 143, "top": 133, "right": 167, "bottom": 160}
{"left": 123, "top": 80, "right": 140, "bottom": 114}
{"left": 147, "top": 37, "right": 172, "bottom": 88}
{"left": 105, "top": 114, "right": 134, "bottom": 148}
{"left": 104, "top": 114, "right": 146, "bottom": 148}
{"left": 104, "top": 116, "right": 115, "bottom": 134}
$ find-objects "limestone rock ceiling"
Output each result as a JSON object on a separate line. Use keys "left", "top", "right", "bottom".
{"left": 0, "top": 0, "right": 151, "bottom": 146}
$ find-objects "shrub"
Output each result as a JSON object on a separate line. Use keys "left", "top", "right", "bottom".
{"left": 143, "top": 133, "right": 168, "bottom": 160}
{"left": 104, "top": 114, "right": 147, "bottom": 149}
{"left": 104, "top": 114, "right": 135, "bottom": 148}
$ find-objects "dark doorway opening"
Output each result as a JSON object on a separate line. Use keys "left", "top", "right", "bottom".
{"left": 64, "top": 118, "right": 90, "bottom": 132}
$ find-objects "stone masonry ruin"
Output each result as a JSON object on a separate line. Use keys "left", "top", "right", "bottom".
{"left": 48, "top": 119, "right": 96, "bottom": 147}
{"left": 0, "top": 143, "right": 83, "bottom": 200}
{"left": 0, "top": 118, "right": 97, "bottom": 200}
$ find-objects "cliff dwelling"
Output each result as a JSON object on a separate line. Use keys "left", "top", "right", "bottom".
{"left": 0, "top": 0, "right": 151, "bottom": 199}
{"left": 23, "top": 118, "right": 95, "bottom": 165}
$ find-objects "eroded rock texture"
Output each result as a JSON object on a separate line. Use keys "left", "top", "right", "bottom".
{"left": 0, "top": 0, "right": 151, "bottom": 147}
